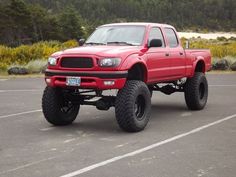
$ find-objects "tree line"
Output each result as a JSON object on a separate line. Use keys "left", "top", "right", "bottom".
{"left": 0, "top": 0, "right": 235, "bottom": 46}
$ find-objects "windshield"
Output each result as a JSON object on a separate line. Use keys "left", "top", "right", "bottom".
{"left": 85, "top": 26, "right": 146, "bottom": 46}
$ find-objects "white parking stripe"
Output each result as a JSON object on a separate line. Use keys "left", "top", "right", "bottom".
{"left": 0, "top": 109, "right": 42, "bottom": 119}
{"left": 209, "top": 84, "right": 236, "bottom": 87}
{"left": 39, "top": 127, "right": 55, "bottom": 131}
{"left": 60, "top": 114, "right": 236, "bottom": 177}
{"left": 0, "top": 156, "right": 58, "bottom": 175}
{"left": 0, "top": 89, "right": 41, "bottom": 93}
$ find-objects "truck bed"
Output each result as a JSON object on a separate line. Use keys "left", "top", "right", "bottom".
{"left": 185, "top": 49, "right": 211, "bottom": 73}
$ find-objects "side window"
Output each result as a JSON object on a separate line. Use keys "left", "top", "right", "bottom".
{"left": 149, "top": 27, "right": 165, "bottom": 47}
{"left": 164, "top": 28, "right": 179, "bottom": 48}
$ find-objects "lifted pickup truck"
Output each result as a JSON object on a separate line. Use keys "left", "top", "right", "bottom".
{"left": 42, "top": 23, "right": 211, "bottom": 132}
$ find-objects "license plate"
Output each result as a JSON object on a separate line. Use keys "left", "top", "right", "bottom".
{"left": 66, "top": 77, "right": 81, "bottom": 86}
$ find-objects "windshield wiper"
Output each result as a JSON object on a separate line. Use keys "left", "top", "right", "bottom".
{"left": 107, "top": 41, "right": 136, "bottom": 46}
{"left": 85, "top": 42, "right": 106, "bottom": 45}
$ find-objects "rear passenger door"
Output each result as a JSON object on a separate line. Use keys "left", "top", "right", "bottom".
{"left": 146, "top": 27, "right": 171, "bottom": 82}
{"left": 164, "top": 28, "right": 186, "bottom": 77}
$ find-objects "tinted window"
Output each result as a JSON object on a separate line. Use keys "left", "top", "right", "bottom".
{"left": 149, "top": 28, "right": 165, "bottom": 47}
{"left": 164, "top": 28, "right": 178, "bottom": 48}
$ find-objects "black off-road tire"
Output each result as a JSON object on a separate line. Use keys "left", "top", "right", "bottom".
{"left": 115, "top": 80, "right": 151, "bottom": 132}
{"left": 148, "top": 86, "right": 153, "bottom": 98}
{"left": 184, "top": 72, "right": 208, "bottom": 110}
{"left": 42, "top": 86, "right": 80, "bottom": 126}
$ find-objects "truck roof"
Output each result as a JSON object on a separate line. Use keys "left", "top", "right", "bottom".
{"left": 101, "top": 22, "right": 174, "bottom": 29}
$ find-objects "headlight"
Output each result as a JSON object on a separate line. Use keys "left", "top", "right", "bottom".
{"left": 48, "top": 57, "right": 57, "bottom": 66}
{"left": 98, "top": 58, "right": 121, "bottom": 67}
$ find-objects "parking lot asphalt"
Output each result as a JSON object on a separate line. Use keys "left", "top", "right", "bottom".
{"left": 0, "top": 73, "right": 236, "bottom": 177}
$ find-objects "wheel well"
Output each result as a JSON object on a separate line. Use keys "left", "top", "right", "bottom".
{"left": 127, "top": 63, "right": 147, "bottom": 82}
{"left": 195, "top": 60, "right": 205, "bottom": 73}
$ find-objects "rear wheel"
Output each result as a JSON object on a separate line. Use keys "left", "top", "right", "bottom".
{"left": 115, "top": 80, "right": 151, "bottom": 132}
{"left": 184, "top": 72, "right": 208, "bottom": 110}
{"left": 42, "top": 86, "right": 80, "bottom": 126}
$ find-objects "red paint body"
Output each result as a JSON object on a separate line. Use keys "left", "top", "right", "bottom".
{"left": 45, "top": 23, "right": 211, "bottom": 89}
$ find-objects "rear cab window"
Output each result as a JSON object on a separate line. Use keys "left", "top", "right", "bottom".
{"left": 148, "top": 27, "right": 165, "bottom": 47}
{"left": 164, "top": 28, "right": 179, "bottom": 48}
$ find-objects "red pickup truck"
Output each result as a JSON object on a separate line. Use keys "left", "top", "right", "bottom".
{"left": 42, "top": 23, "right": 211, "bottom": 132}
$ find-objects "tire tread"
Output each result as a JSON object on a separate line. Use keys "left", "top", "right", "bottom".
{"left": 184, "top": 72, "right": 208, "bottom": 110}
{"left": 115, "top": 80, "right": 151, "bottom": 132}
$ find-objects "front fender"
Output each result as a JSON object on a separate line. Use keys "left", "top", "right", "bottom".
{"left": 119, "top": 53, "right": 148, "bottom": 81}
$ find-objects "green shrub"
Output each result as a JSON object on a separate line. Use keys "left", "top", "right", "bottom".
{"left": 26, "top": 59, "right": 48, "bottom": 73}
{"left": 0, "top": 40, "right": 78, "bottom": 72}
{"left": 183, "top": 38, "right": 236, "bottom": 58}
{"left": 0, "top": 63, "right": 8, "bottom": 72}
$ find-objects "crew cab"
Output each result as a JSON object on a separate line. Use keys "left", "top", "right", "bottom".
{"left": 42, "top": 23, "right": 211, "bottom": 132}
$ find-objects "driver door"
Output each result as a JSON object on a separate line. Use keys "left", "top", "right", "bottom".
{"left": 146, "top": 27, "right": 171, "bottom": 82}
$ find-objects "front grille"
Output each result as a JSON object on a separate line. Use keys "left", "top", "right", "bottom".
{"left": 60, "top": 57, "right": 93, "bottom": 68}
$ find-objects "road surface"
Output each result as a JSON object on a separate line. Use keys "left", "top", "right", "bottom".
{"left": 0, "top": 74, "right": 235, "bottom": 177}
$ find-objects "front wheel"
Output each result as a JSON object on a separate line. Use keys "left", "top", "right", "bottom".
{"left": 184, "top": 72, "right": 208, "bottom": 110}
{"left": 115, "top": 80, "right": 151, "bottom": 132}
{"left": 42, "top": 86, "right": 80, "bottom": 126}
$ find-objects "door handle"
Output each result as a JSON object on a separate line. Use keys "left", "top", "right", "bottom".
{"left": 165, "top": 53, "right": 170, "bottom": 57}
{"left": 180, "top": 52, "right": 184, "bottom": 55}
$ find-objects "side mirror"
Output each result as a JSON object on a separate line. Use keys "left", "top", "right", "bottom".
{"left": 78, "top": 38, "right": 85, "bottom": 46}
{"left": 148, "top": 39, "right": 162, "bottom": 48}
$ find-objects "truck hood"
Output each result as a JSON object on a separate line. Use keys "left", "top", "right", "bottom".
{"left": 52, "top": 45, "right": 144, "bottom": 58}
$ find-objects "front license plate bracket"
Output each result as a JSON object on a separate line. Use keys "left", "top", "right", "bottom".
{"left": 66, "top": 77, "right": 81, "bottom": 86}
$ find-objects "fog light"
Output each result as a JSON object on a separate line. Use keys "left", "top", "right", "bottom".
{"left": 104, "top": 81, "right": 115, "bottom": 86}
{"left": 46, "top": 78, "right": 51, "bottom": 84}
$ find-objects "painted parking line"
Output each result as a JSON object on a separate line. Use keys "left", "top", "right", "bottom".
{"left": 0, "top": 89, "right": 42, "bottom": 93}
{"left": 60, "top": 114, "right": 236, "bottom": 177}
{"left": 0, "top": 156, "right": 58, "bottom": 176}
{"left": 0, "top": 109, "right": 42, "bottom": 120}
{"left": 0, "top": 79, "right": 8, "bottom": 81}
{"left": 209, "top": 84, "right": 236, "bottom": 87}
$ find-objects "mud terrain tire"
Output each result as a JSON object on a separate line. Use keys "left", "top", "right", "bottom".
{"left": 184, "top": 72, "right": 208, "bottom": 110}
{"left": 115, "top": 80, "right": 151, "bottom": 132}
{"left": 42, "top": 86, "right": 80, "bottom": 125}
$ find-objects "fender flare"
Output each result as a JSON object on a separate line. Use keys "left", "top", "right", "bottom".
{"left": 192, "top": 57, "right": 206, "bottom": 76}
{"left": 120, "top": 54, "right": 148, "bottom": 82}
